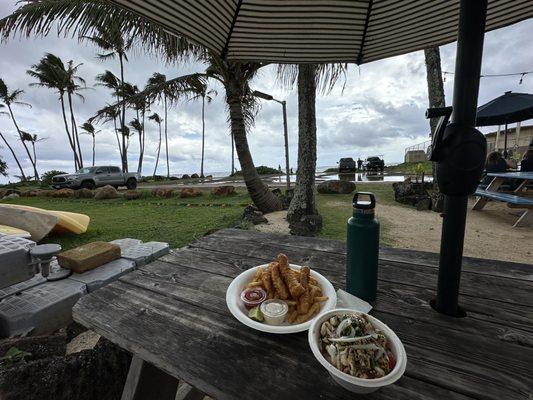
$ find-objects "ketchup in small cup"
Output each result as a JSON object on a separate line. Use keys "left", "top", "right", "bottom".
{"left": 240, "top": 288, "right": 267, "bottom": 309}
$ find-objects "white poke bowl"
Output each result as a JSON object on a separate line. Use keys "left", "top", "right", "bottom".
{"left": 226, "top": 263, "right": 336, "bottom": 334}
{"left": 308, "top": 308, "right": 407, "bottom": 394}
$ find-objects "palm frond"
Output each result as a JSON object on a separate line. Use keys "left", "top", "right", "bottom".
{"left": 0, "top": 0, "right": 205, "bottom": 63}
{"left": 276, "top": 63, "right": 347, "bottom": 94}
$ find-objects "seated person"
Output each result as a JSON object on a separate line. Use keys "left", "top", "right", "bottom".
{"left": 520, "top": 150, "right": 533, "bottom": 172}
{"left": 481, "top": 151, "right": 513, "bottom": 186}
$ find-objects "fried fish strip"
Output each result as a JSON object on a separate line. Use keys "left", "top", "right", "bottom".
{"left": 295, "top": 302, "right": 320, "bottom": 324}
{"left": 297, "top": 266, "right": 311, "bottom": 314}
{"left": 252, "top": 268, "right": 263, "bottom": 282}
{"left": 277, "top": 253, "right": 305, "bottom": 298}
{"left": 270, "top": 262, "right": 289, "bottom": 300}
{"left": 309, "top": 284, "right": 322, "bottom": 298}
{"left": 261, "top": 267, "right": 274, "bottom": 298}
{"left": 288, "top": 309, "right": 298, "bottom": 324}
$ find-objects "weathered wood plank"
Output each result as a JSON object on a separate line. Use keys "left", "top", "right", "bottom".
{"left": 203, "top": 229, "right": 533, "bottom": 281}
{"left": 74, "top": 281, "right": 475, "bottom": 400}
{"left": 121, "top": 355, "right": 179, "bottom": 400}
{"left": 188, "top": 234, "right": 533, "bottom": 306}
{"left": 158, "top": 248, "right": 533, "bottom": 335}
{"left": 116, "top": 262, "right": 533, "bottom": 400}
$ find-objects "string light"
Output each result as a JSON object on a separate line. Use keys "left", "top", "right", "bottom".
{"left": 442, "top": 70, "right": 533, "bottom": 85}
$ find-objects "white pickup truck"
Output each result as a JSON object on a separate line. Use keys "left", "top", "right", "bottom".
{"left": 51, "top": 166, "right": 140, "bottom": 190}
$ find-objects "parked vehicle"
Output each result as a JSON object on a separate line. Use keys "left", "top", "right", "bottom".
{"left": 338, "top": 157, "right": 356, "bottom": 172}
{"left": 364, "top": 156, "right": 385, "bottom": 172}
{"left": 51, "top": 166, "right": 140, "bottom": 190}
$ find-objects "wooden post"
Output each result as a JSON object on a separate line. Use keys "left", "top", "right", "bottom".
{"left": 495, "top": 125, "right": 501, "bottom": 152}
{"left": 121, "top": 356, "right": 179, "bottom": 400}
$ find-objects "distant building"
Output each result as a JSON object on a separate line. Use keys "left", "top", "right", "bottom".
{"left": 484, "top": 124, "right": 532, "bottom": 157}
{"left": 404, "top": 140, "right": 431, "bottom": 163}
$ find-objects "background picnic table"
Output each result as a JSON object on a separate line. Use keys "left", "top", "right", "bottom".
{"left": 73, "top": 229, "right": 533, "bottom": 400}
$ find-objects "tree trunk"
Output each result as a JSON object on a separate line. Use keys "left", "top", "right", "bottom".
{"left": 67, "top": 92, "right": 83, "bottom": 169}
{"left": 226, "top": 69, "right": 282, "bottom": 213}
{"left": 0, "top": 130, "right": 26, "bottom": 180}
{"left": 153, "top": 122, "right": 162, "bottom": 178}
{"left": 92, "top": 134, "right": 95, "bottom": 166}
{"left": 200, "top": 96, "right": 205, "bottom": 178}
{"left": 59, "top": 93, "right": 79, "bottom": 170}
{"left": 113, "top": 115, "right": 123, "bottom": 161}
{"left": 424, "top": 47, "right": 446, "bottom": 212}
{"left": 164, "top": 95, "right": 169, "bottom": 178}
{"left": 119, "top": 54, "right": 128, "bottom": 172}
{"left": 287, "top": 64, "right": 320, "bottom": 234}
{"left": 7, "top": 105, "right": 38, "bottom": 180}
{"left": 231, "top": 131, "right": 235, "bottom": 174}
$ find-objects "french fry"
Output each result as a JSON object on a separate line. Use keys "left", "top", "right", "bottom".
{"left": 313, "top": 296, "right": 329, "bottom": 303}
{"left": 309, "top": 284, "right": 322, "bottom": 298}
{"left": 285, "top": 300, "right": 298, "bottom": 306}
{"left": 246, "top": 281, "right": 263, "bottom": 288}
{"left": 288, "top": 309, "right": 298, "bottom": 324}
{"left": 261, "top": 268, "right": 274, "bottom": 299}
{"left": 309, "top": 276, "right": 318, "bottom": 286}
{"left": 295, "top": 303, "right": 320, "bottom": 324}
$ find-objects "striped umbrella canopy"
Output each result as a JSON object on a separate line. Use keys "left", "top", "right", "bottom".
{"left": 111, "top": 0, "right": 533, "bottom": 64}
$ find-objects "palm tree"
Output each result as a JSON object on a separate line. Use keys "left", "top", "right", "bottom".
{"left": 0, "top": 78, "right": 37, "bottom": 180}
{"left": 189, "top": 86, "right": 217, "bottom": 178}
{"left": 0, "top": 1, "right": 282, "bottom": 212}
{"left": 21, "top": 131, "right": 45, "bottom": 175}
{"left": 123, "top": 82, "right": 149, "bottom": 174}
{"left": 65, "top": 60, "right": 86, "bottom": 169}
{"left": 148, "top": 112, "right": 163, "bottom": 177}
{"left": 0, "top": 125, "right": 26, "bottom": 180}
{"left": 424, "top": 47, "right": 446, "bottom": 212}
{"left": 27, "top": 53, "right": 84, "bottom": 170}
{"left": 146, "top": 73, "right": 172, "bottom": 178}
{"left": 80, "top": 121, "right": 100, "bottom": 166}
{"left": 94, "top": 71, "right": 127, "bottom": 166}
{"left": 277, "top": 64, "right": 347, "bottom": 229}
{"left": 82, "top": 24, "right": 133, "bottom": 171}
{"left": 129, "top": 117, "right": 144, "bottom": 173}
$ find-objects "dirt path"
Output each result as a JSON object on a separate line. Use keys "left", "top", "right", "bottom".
{"left": 255, "top": 200, "right": 532, "bottom": 264}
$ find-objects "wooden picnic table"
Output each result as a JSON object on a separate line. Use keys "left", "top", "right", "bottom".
{"left": 473, "top": 171, "right": 533, "bottom": 226}
{"left": 72, "top": 229, "right": 533, "bottom": 400}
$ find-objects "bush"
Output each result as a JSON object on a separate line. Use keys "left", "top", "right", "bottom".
{"left": 231, "top": 166, "right": 279, "bottom": 176}
{"left": 41, "top": 170, "right": 67, "bottom": 187}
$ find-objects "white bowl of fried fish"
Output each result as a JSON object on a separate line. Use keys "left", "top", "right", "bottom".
{"left": 226, "top": 254, "right": 336, "bottom": 334}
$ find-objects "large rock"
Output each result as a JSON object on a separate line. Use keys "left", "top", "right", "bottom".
{"left": 289, "top": 214, "right": 323, "bottom": 237}
{"left": 94, "top": 185, "right": 118, "bottom": 200}
{"left": 212, "top": 186, "right": 235, "bottom": 197}
{"left": 74, "top": 188, "right": 94, "bottom": 199}
{"left": 317, "top": 180, "right": 356, "bottom": 194}
{"left": 181, "top": 174, "right": 190, "bottom": 180}
{"left": 152, "top": 187, "right": 174, "bottom": 198}
{"left": 190, "top": 173, "right": 199, "bottom": 179}
{"left": 242, "top": 204, "right": 268, "bottom": 225}
{"left": 123, "top": 190, "right": 140, "bottom": 200}
{"left": 4, "top": 189, "right": 21, "bottom": 196}
{"left": 179, "top": 188, "right": 202, "bottom": 198}
{"left": 392, "top": 180, "right": 431, "bottom": 208}
{"left": 52, "top": 189, "right": 75, "bottom": 198}
{"left": 2, "top": 193, "right": 20, "bottom": 200}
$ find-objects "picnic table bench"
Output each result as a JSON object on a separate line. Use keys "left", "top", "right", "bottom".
{"left": 473, "top": 171, "right": 533, "bottom": 227}
{"left": 72, "top": 229, "right": 533, "bottom": 400}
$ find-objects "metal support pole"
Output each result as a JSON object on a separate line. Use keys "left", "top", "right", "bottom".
{"left": 503, "top": 123, "right": 508, "bottom": 158}
{"left": 281, "top": 101, "right": 290, "bottom": 189}
{"left": 434, "top": 0, "right": 487, "bottom": 317}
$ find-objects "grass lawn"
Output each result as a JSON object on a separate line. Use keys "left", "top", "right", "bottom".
{"left": 1, "top": 183, "right": 398, "bottom": 249}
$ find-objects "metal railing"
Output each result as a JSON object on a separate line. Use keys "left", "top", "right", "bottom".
{"left": 405, "top": 140, "right": 431, "bottom": 155}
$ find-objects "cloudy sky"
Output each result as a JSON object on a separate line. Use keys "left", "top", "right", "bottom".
{"left": 1, "top": 2, "right": 532, "bottom": 182}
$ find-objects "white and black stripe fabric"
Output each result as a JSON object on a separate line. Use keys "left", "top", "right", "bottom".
{"left": 112, "top": 0, "right": 533, "bottom": 64}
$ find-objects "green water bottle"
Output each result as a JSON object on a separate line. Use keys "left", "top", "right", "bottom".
{"left": 346, "top": 192, "right": 380, "bottom": 302}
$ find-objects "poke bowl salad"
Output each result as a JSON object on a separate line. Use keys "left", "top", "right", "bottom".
{"left": 226, "top": 253, "right": 336, "bottom": 334}
{"left": 308, "top": 309, "right": 406, "bottom": 393}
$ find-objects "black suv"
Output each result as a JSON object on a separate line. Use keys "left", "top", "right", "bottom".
{"left": 364, "top": 156, "right": 385, "bottom": 172}
{"left": 338, "top": 157, "right": 356, "bottom": 172}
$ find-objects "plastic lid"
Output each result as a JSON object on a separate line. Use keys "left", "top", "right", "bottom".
{"left": 353, "top": 192, "right": 376, "bottom": 210}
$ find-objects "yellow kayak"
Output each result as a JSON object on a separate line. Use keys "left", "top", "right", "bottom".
{"left": 0, "top": 204, "right": 90, "bottom": 235}
{"left": 0, "top": 224, "right": 32, "bottom": 239}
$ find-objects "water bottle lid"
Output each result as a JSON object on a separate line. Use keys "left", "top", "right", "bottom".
{"left": 353, "top": 192, "right": 376, "bottom": 210}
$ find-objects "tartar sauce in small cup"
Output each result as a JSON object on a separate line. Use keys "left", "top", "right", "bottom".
{"left": 260, "top": 299, "right": 288, "bottom": 325}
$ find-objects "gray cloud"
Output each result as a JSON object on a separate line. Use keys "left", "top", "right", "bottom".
{"left": 1, "top": 1, "right": 533, "bottom": 182}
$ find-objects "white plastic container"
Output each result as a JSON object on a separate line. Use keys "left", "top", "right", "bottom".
{"left": 308, "top": 308, "right": 407, "bottom": 394}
